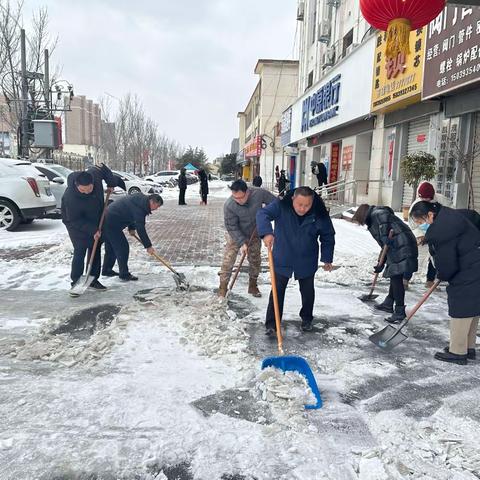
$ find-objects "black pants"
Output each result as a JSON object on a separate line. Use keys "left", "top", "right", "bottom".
{"left": 179, "top": 188, "right": 186, "bottom": 205}
{"left": 265, "top": 274, "right": 315, "bottom": 329}
{"left": 427, "top": 259, "right": 436, "bottom": 282}
{"left": 201, "top": 193, "right": 208, "bottom": 204}
{"left": 388, "top": 274, "right": 405, "bottom": 307}
{"left": 68, "top": 234, "right": 100, "bottom": 284}
{"left": 103, "top": 226, "right": 130, "bottom": 278}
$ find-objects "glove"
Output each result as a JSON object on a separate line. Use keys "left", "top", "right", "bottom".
{"left": 373, "top": 264, "right": 385, "bottom": 274}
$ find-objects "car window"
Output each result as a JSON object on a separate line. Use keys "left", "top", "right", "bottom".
{"left": 35, "top": 166, "right": 56, "bottom": 181}
{"left": 50, "top": 165, "right": 73, "bottom": 178}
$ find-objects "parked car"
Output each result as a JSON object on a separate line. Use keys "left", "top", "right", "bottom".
{"left": 113, "top": 170, "right": 163, "bottom": 195}
{"left": 221, "top": 174, "right": 235, "bottom": 181}
{"left": 144, "top": 170, "right": 180, "bottom": 187}
{"left": 209, "top": 174, "right": 219, "bottom": 181}
{"left": 33, "top": 162, "right": 72, "bottom": 210}
{"left": 0, "top": 157, "right": 57, "bottom": 231}
{"left": 185, "top": 172, "right": 199, "bottom": 184}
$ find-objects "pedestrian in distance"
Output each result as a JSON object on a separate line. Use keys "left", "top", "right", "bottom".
{"left": 278, "top": 170, "right": 290, "bottom": 198}
{"left": 256, "top": 186, "right": 335, "bottom": 335}
{"left": 352, "top": 204, "right": 418, "bottom": 324}
{"left": 103, "top": 193, "right": 163, "bottom": 281}
{"left": 178, "top": 168, "right": 187, "bottom": 205}
{"left": 198, "top": 169, "right": 209, "bottom": 205}
{"left": 252, "top": 175, "right": 263, "bottom": 187}
{"left": 219, "top": 179, "right": 277, "bottom": 297}
{"left": 61, "top": 171, "right": 106, "bottom": 295}
{"left": 410, "top": 201, "right": 480, "bottom": 365}
{"left": 311, "top": 161, "right": 328, "bottom": 188}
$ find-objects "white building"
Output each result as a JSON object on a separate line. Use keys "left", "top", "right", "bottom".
{"left": 237, "top": 59, "right": 299, "bottom": 188}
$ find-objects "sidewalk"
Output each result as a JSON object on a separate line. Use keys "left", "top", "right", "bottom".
{"left": 147, "top": 197, "right": 226, "bottom": 266}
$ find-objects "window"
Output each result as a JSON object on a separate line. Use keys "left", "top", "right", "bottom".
{"left": 342, "top": 28, "right": 354, "bottom": 57}
{"left": 306, "top": 70, "right": 314, "bottom": 90}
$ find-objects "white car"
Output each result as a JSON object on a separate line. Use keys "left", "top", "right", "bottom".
{"left": 113, "top": 171, "right": 163, "bottom": 195}
{"left": 144, "top": 170, "right": 180, "bottom": 187}
{"left": 33, "top": 163, "right": 72, "bottom": 209}
{"left": 0, "top": 157, "right": 57, "bottom": 231}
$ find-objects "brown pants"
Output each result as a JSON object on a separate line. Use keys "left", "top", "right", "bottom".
{"left": 218, "top": 233, "right": 261, "bottom": 284}
{"left": 449, "top": 316, "right": 479, "bottom": 355}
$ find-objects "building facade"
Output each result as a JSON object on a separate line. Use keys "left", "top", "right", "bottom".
{"left": 237, "top": 59, "right": 299, "bottom": 188}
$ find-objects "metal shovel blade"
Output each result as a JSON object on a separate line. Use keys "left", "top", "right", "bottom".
{"left": 173, "top": 272, "right": 189, "bottom": 290}
{"left": 70, "top": 274, "right": 96, "bottom": 295}
{"left": 261, "top": 355, "right": 323, "bottom": 409}
{"left": 369, "top": 324, "right": 408, "bottom": 351}
{"left": 358, "top": 293, "right": 379, "bottom": 302}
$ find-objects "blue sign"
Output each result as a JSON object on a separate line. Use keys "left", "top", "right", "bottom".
{"left": 301, "top": 74, "right": 341, "bottom": 133}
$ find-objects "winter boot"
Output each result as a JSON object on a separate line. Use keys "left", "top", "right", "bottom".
{"left": 248, "top": 278, "right": 261, "bottom": 297}
{"left": 434, "top": 350, "right": 467, "bottom": 365}
{"left": 444, "top": 346, "right": 476, "bottom": 360}
{"left": 301, "top": 318, "right": 313, "bottom": 332}
{"left": 385, "top": 305, "right": 406, "bottom": 324}
{"left": 218, "top": 280, "right": 228, "bottom": 297}
{"left": 374, "top": 296, "right": 394, "bottom": 313}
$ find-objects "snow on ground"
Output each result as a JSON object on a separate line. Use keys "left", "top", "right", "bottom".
{"left": 0, "top": 200, "right": 479, "bottom": 479}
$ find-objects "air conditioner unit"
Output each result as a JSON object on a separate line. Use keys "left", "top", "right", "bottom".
{"left": 317, "top": 21, "right": 331, "bottom": 43}
{"left": 297, "top": 1, "right": 305, "bottom": 21}
{"left": 345, "top": 43, "right": 359, "bottom": 56}
{"left": 326, "top": 0, "right": 340, "bottom": 7}
{"left": 322, "top": 48, "right": 335, "bottom": 68}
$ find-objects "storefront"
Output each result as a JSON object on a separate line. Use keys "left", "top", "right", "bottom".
{"left": 369, "top": 25, "right": 439, "bottom": 210}
{"left": 242, "top": 135, "right": 262, "bottom": 182}
{"left": 422, "top": 5, "right": 480, "bottom": 210}
{"left": 286, "top": 35, "right": 376, "bottom": 196}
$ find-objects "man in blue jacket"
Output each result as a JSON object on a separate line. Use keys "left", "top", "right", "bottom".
{"left": 256, "top": 186, "right": 335, "bottom": 334}
{"left": 103, "top": 193, "right": 162, "bottom": 281}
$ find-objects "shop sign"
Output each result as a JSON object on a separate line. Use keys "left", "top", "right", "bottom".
{"left": 422, "top": 6, "right": 480, "bottom": 99}
{"left": 329, "top": 143, "right": 340, "bottom": 183}
{"left": 417, "top": 134, "right": 427, "bottom": 143}
{"left": 301, "top": 74, "right": 341, "bottom": 133}
{"left": 236, "top": 149, "right": 245, "bottom": 165}
{"left": 371, "top": 28, "right": 425, "bottom": 113}
{"left": 281, "top": 107, "right": 292, "bottom": 146}
{"left": 244, "top": 135, "right": 262, "bottom": 158}
{"left": 342, "top": 145, "right": 353, "bottom": 171}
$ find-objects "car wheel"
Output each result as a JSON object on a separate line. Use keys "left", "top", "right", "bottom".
{"left": 0, "top": 199, "right": 21, "bottom": 231}
{"left": 129, "top": 187, "right": 141, "bottom": 195}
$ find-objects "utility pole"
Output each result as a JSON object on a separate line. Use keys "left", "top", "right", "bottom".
{"left": 43, "top": 48, "right": 52, "bottom": 159}
{"left": 20, "top": 29, "right": 29, "bottom": 158}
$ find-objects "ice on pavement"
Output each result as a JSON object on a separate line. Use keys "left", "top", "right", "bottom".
{"left": 0, "top": 192, "right": 479, "bottom": 479}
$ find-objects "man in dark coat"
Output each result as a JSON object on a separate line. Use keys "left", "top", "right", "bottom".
{"left": 61, "top": 171, "right": 105, "bottom": 295}
{"left": 256, "top": 186, "right": 335, "bottom": 334}
{"left": 178, "top": 168, "right": 187, "bottom": 205}
{"left": 198, "top": 169, "right": 209, "bottom": 205}
{"left": 352, "top": 204, "right": 418, "bottom": 323}
{"left": 103, "top": 193, "right": 163, "bottom": 281}
{"left": 411, "top": 202, "right": 480, "bottom": 364}
{"left": 311, "top": 161, "right": 328, "bottom": 187}
{"left": 87, "top": 163, "right": 126, "bottom": 207}
{"left": 278, "top": 170, "right": 290, "bottom": 198}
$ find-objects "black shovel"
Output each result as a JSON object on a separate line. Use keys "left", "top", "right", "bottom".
{"left": 369, "top": 279, "right": 440, "bottom": 351}
{"left": 358, "top": 230, "right": 394, "bottom": 303}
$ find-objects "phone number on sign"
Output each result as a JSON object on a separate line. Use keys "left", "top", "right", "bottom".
{"left": 451, "top": 63, "right": 480, "bottom": 82}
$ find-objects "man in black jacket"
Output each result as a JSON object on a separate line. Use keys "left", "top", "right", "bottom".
{"left": 103, "top": 193, "right": 163, "bottom": 281}
{"left": 61, "top": 171, "right": 106, "bottom": 295}
{"left": 178, "top": 168, "right": 187, "bottom": 205}
{"left": 87, "top": 163, "right": 126, "bottom": 208}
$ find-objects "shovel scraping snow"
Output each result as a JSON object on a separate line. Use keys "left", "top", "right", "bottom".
{"left": 261, "top": 246, "right": 323, "bottom": 410}
{"left": 369, "top": 280, "right": 440, "bottom": 351}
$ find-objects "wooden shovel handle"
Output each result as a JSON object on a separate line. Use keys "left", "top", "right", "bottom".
{"left": 227, "top": 229, "right": 257, "bottom": 292}
{"left": 268, "top": 246, "right": 283, "bottom": 354}
{"left": 85, "top": 190, "right": 111, "bottom": 277}
{"left": 406, "top": 279, "right": 440, "bottom": 320}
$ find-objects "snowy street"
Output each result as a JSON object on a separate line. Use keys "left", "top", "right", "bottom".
{"left": 1, "top": 182, "right": 479, "bottom": 480}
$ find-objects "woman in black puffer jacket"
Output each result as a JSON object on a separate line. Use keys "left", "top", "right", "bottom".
{"left": 410, "top": 201, "right": 480, "bottom": 365}
{"left": 353, "top": 204, "right": 418, "bottom": 323}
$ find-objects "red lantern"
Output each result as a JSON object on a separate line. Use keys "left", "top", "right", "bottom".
{"left": 360, "top": 0, "right": 446, "bottom": 58}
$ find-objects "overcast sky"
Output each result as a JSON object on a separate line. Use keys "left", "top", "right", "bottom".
{"left": 23, "top": 0, "right": 298, "bottom": 160}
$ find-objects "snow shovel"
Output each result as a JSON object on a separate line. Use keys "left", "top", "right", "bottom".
{"left": 369, "top": 279, "right": 440, "bottom": 351}
{"left": 133, "top": 234, "right": 189, "bottom": 290}
{"left": 358, "top": 230, "right": 393, "bottom": 303}
{"left": 226, "top": 229, "right": 257, "bottom": 298}
{"left": 261, "top": 245, "right": 323, "bottom": 410}
{"left": 70, "top": 191, "right": 111, "bottom": 296}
